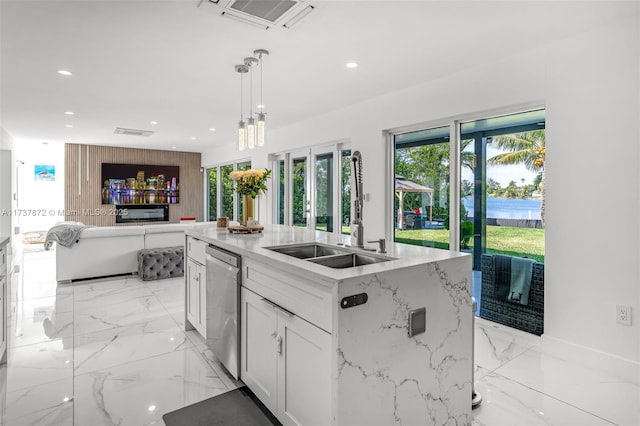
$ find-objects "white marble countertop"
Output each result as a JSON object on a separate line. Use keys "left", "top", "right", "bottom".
{"left": 186, "top": 224, "right": 468, "bottom": 283}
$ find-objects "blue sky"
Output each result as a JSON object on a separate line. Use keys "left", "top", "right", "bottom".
{"left": 461, "top": 145, "right": 538, "bottom": 187}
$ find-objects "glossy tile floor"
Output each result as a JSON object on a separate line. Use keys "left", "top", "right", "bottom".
{"left": 1, "top": 249, "right": 638, "bottom": 425}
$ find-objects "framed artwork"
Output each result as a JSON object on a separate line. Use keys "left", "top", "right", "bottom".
{"left": 34, "top": 164, "right": 55, "bottom": 181}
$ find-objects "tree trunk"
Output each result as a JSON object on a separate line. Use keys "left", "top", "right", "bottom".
{"left": 540, "top": 169, "right": 545, "bottom": 227}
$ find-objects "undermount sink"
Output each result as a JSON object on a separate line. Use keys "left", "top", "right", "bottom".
{"left": 307, "top": 253, "right": 392, "bottom": 269}
{"left": 265, "top": 243, "right": 395, "bottom": 269}
{"left": 266, "top": 243, "right": 348, "bottom": 259}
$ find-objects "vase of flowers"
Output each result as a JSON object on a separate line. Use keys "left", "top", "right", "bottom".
{"left": 229, "top": 168, "right": 271, "bottom": 226}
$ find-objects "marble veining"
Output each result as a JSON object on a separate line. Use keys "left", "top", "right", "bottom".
{"left": 335, "top": 257, "right": 472, "bottom": 425}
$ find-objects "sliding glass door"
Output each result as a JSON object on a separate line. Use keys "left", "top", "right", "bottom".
{"left": 393, "top": 125, "right": 451, "bottom": 249}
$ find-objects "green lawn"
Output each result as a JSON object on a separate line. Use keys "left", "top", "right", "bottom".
{"left": 395, "top": 226, "right": 545, "bottom": 263}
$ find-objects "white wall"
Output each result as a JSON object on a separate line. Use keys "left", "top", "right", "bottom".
{"left": 203, "top": 14, "right": 640, "bottom": 364}
{"left": 19, "top": 142, "right": 65, "bottom": 232}
{"left": 0, "top": 127, "right": 15, "bottom": 238}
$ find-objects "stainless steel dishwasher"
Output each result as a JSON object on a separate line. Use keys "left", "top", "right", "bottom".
{"left": 205, "top": 244, "right": 241, "bottom": 380}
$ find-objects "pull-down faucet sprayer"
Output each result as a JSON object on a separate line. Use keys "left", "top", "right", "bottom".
{"left": 351, "top": 151, "right": 364, "bottom": 248}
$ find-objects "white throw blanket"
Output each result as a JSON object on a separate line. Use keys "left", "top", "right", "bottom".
{"left": 44, "top": 224, "right": 93, "bottom": 250}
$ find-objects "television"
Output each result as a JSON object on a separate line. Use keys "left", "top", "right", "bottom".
{"left": 101, "top": 163, "right": 179, "bottom": 205}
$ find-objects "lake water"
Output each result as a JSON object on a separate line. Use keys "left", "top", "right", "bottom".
{"left": 462, "top": 196, "right": 541, "bottom": 220}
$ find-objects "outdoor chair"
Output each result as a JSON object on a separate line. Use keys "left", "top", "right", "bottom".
{"left": 404, "top": 214, "right": 415, "bottom": 229}
{"left": 479, "top": 254, "right": 544, "bottom": 335}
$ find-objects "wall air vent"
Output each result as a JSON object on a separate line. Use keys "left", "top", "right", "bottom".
{"left": 114, "top": 128, "right": 154, "bottom": 137}
{"left": 210, "top": 0, "right": 314, "bottom": 30}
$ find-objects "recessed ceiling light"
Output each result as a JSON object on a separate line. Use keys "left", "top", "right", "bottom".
{"left": 148, "top": 405, "right": 156, "bottom": 412}
{"left": 171, "top": 146, "right": 177, "bottom": 150}
{"left": 57, "top": 70, "right": 73, "bottom": 76}
{"left": 150, "top": 121, "right": 158, "bottom": 125}
{"left": 209, "top": 128, "right": 216, "bottom": 132}
{"left": 65, "top": 124, "right": 73, "bottom": 128}
{"left": 64, "top": 111, "right": 74, "bottom": 115}
{"left": 257, "top": 104, "right": 264, "bottom": 109}
{"left": 346, "top": 62, "right": 358, "bottom": 69}
{"left": 191, "top": 137, "right": 196, "bottom": 140}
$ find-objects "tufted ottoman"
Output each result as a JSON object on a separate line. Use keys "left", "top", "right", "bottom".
{"left": 137, "top": 246, "right": 184, "bottom": 281}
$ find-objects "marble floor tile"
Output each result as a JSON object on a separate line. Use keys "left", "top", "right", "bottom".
{"left": 492, "top": 347, "right": 640, "bottom": 426}
{"left": 73, "top": 317, "right": 194, "bottom": 375}
{"left": 474, "top": 317, "right": 540, "bottom": 378}
{"left": 9, "top": 309, "right": 74, "bottom": 348}
{"left": 146, "top": 277, "right": 185, "bottom": 315}
{"left": 73, "top": 290, "right": 169, "bottom": 335}
{"left": 1, "top": 378, "right": 74, "bottom": 426}
{"left": 8, "top": 287, "right": 74, "bottom": 347}
{"left": 3, "top": 250, "right": 635, "bottom": 426}
{"left": 473, "top": 368, "right": 615, "bottom": 426}
{"left": 73, "top": 276, "right": 154, "bottom": 305}
{"left": 73, "top": 347, "right": 229, "bottom": 426}
{"left": 3, "top": 339, "right": 74, "bottom": 392}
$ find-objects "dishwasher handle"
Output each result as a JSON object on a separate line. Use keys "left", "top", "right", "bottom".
{"left": 206, "top": 245, "right": 240, "bottom": 267}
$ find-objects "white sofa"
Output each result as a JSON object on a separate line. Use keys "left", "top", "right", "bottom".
{"left": 55, "top": 222, "right": 217, "bottom": 282}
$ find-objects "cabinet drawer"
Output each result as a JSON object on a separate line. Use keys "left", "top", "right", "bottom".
{"left": 244, "top": 259, "right": 333, "bottom": 333}
{"left": 186, "top": 236, "right": 207, "bottom": 265}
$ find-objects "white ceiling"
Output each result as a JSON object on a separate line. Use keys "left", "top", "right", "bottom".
{"left": 1, "top": 0, "right": 636, "bottom": 153}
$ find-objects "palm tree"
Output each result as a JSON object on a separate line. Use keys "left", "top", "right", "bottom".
{"left": 488, "top": 130, "right": 545, "bottom": 225}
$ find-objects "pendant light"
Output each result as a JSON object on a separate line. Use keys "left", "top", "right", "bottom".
{"left": 244, "top": 56, "right": 258, "bottom": 150}
{"left": 235, "top": 64, "right": 249, "bottom": 151}
{"left": 254, "top": 49, "right": 269, "bottom": 147}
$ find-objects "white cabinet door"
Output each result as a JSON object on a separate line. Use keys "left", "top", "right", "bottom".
{"left": 277, "top": 310, "right": 332, "bottom": 426}
{"left": 241, "top": 287, "right": 278, "bottom": 414}
{"left": 0, "top": 275, "right": 5, "bottom": 363}
{"left": 186, "top": 258, "right": 206, "bottom": 336}
{"left": 241, "top": 286, "right": 332, "bottom": 426}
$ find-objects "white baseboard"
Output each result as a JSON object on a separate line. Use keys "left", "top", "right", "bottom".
{"left": 541, "top": 334, "right": 640, "bottom": 382}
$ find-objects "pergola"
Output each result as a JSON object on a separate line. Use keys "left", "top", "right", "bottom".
{"left": 395, "top": 175, "right": 434, "bottom": 229}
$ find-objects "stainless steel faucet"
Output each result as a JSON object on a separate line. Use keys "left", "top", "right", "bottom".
{"left": 350, "top": 151, "right": 364, "bottom": 248}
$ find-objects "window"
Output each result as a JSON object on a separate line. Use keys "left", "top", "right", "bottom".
{"left": 207, "top": 166, "right": 217, "bottom": 221}
{"left": 206, "top": 160, "right": 251, "bottom": 223}
{"left": 292, "top": 155, "right": 308, "bottom": 228}
{"left": 340, "top": 149, "right": 351, "bottom": 235}
{"left": 270, "top": 142, "right": 349, "bottom": 234}
{"left": 315, "top": 153, "right": 333, "bottom": 232}
{"left": 394, "top": 125, "right": 451, "bottom": 249}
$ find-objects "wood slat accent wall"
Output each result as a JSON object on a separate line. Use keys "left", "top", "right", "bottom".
{"left": 65, "top": 144, "right": 203, "bottom": 226}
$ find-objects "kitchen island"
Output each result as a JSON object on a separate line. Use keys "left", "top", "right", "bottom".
{"left": 185, "top": 224, "right": 472, "bottom": 426}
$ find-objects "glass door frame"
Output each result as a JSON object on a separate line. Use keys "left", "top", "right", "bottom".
{"left": 270, "top": 141, "right": 349, "bottom": 234}
{"left": 386, "top": 119, "right": 461, "bottom": 251}
{"left": 385, "top": 103, "right": 545, "bottom": 254}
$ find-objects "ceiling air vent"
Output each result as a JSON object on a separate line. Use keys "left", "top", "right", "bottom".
{"left": 114, "top": 128, "right": 154, "bottom": 137}
{"left": 210, "top": 0, "right": 314, "bottom": 30}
